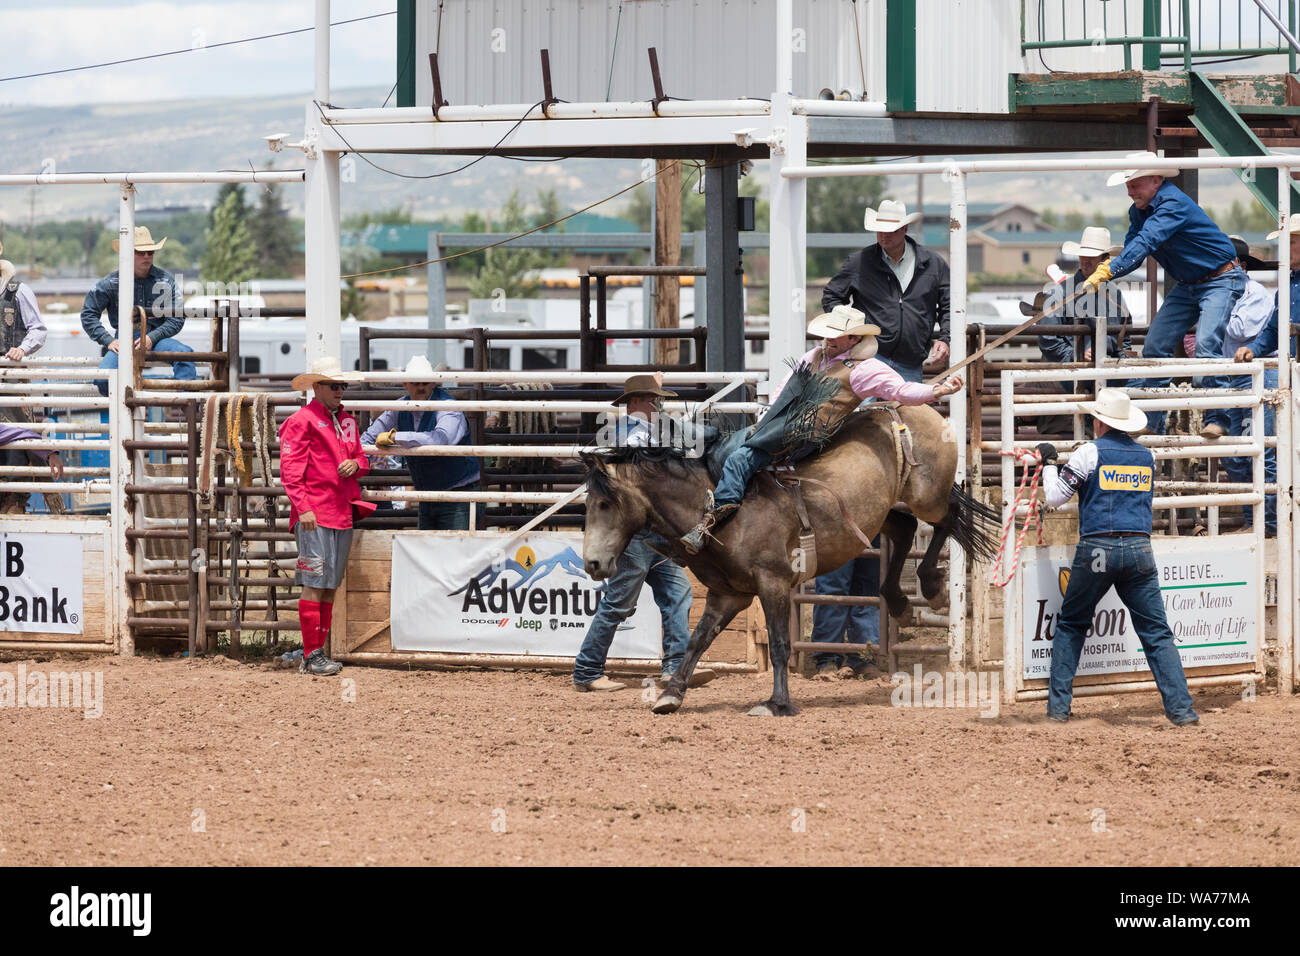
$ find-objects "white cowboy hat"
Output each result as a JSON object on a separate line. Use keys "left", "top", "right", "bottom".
{"left": 1106, "top": 151, "right": 1179, "bottom": 188}
{"left": 1078, "top": 387, "right": 1149, "bottom": 433}
{"left": 1061, "top": 226, "right": 1122, "bottom": 259}
{"left": 1265, "top": 218, "right": 1300, "bottom": 240}
{"left": 290, "top": 356, "right": 362, "bottom": 392}
{"left": 112, "top": 225, "right": 167, "bottom": 253}
{"left": 863, "top": 198, "right": 921, "bottom": 233}
{"left": 807, "top": 304, "right": 881, "bottom": 342}
{"left": 403, "top": 355, "right": 435, "bottom": 377}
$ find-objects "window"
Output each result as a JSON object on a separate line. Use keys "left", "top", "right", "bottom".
{"left": 522, "top": 348, "right": 563, "bottom": 370}
{"left": 751, "top": 338, "right": 766, "bottom": 354}
{"left": 241, "top": 356, "right": 261, "bottom": 374}
{"left": 1022, "top": 251, "right": 1031, "bottom": 265}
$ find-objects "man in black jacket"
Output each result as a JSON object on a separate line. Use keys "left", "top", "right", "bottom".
{"left": 811, "top": 200, "right": 950, "bottom": 677}
{"left": 821, "top": 199, "right": 951, "bottom": 382}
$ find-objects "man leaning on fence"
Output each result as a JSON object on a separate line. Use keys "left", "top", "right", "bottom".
{"left": 80, "top": 226, "right": 196, "bottom": 396}
{"left": 280, "top": 358, "right": 376, "bottom": 676}
{"left": 0, "top": 238, "right": 56, "bottom": 514}
{"left": 1082, "top": 151, "right": 1245, "bottom": 437}
{"left": 361, "top": 355, "right": 480, "bottom": 530}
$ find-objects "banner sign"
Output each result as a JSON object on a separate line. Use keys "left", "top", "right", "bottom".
{"left": 1021, "top": 541, "right": 1257, "bottom": 680}
{"left": 0, "top": 533, "right": 84, "bottom": 634}
{"left": 391, "top": 532, "right": 665, "bottom": 657}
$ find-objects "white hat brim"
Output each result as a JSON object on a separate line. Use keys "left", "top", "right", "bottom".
{"left": 864, "top": 211, "right": 922, "bottom": 233}
{"left": 1061, "top": 241, "right": 1122, "bottom": 258}
{"left": 1107, "top": 168, "right": 1176, "bottom": 188}
{"left": 806, "top": 316, "right": 882, "bottom": 339}
{"left": 1078, "top": 399, "right": 1149, "bottom": 432}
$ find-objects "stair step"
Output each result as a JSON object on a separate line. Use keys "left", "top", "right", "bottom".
{"left": 1160, "top": 126, "right": 1296, "bottom": 138}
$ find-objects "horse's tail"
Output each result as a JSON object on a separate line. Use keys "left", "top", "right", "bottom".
{"left": 946, "top": 483, "right": 1001, "bottom": 563}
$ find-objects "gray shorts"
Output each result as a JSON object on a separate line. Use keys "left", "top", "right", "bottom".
{"left": 294, "top": 525, "right": 355, "bottom": 589}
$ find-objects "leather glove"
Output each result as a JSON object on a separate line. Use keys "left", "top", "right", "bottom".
{"left": 1081, "top": 259, "right": 1112, "bottom": 293}
{"left": 1036, "top": 442, "right": 1059, "bottom": 464}
{"left": 375, "top": 428, "right": 398, "bottom": 448}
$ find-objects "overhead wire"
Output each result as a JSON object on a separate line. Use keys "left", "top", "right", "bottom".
{"left": 0, "top": 11, "right": 395, "bottom": 84}
{"left": 341, "top": 160, "right": 687, "bottom": 279}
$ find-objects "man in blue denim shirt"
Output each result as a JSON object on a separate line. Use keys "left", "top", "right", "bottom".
{"left": 1083, "top": 152, "right": 1244, "bottom": 436}
{"left": 573, "top": 374, "right": 714, "bottom": 693}
{"left": 1038, "top": 388, "right": 1199, "bottom": 727}
{"left": 80, "top": 226, "right": 195, "bottom": 396}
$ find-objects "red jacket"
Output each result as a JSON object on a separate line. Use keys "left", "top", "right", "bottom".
{"left": 278, "top": 399, "right": 376, "bottom": 529}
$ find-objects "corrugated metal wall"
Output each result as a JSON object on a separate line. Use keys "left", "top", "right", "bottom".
{"left": 914, "top": 0, "right": 1025, "bottom": 113}
{"left": 1021, "top": 0, "right": 1142, "bottom": 73}
{"left": 414, "top": 0, "right": 885, "bottom": 107}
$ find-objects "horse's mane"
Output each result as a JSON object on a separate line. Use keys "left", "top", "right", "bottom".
{"left": 583, "top": 434, "right": 723, "bottom": 499}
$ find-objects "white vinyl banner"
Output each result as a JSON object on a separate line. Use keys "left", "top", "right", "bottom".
{"left": 1021, "top": 540, "right": 1258, "bottom": 680}
{"left": 0, "top": 533, "right": 84, "bottom": 634}
{"left": 391, "top": 532, "right": 665, "bottom": 657}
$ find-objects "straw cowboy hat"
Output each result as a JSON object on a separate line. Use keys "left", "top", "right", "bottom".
{"left": 863, "top": 198, "right": 922, "bottom": 233}
{"left": 1078, "top": 387, "right": 1148, "bottom": 433}
{"left": 1106, "top": 151, "right": 1180, "bottom": 188}
{"left": 613, "top": 372, "right": 677, "bottom": 405}
{"left": 1061, "top": 226, "right": 1122, "bottom": 259}
{"left": 290, "top": 356, "right": 362, "bottom": 391}
{"left": 1265, "top": 218, "right": 1300, "bottom": 241}
{"left": 807, "top": 304, "right": 881, "bottom": 339}
{"left": 1228, "top": 234, "right": 1278, "bottom": 270}
{"left": 112, "top": 225, "right": 167, "bottom": 253}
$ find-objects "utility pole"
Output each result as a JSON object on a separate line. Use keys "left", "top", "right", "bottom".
{"left": 653, "top": 158, "right": 682, "bottom": 366}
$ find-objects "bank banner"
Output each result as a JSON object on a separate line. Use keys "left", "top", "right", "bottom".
{"left": 1021, "top": 540, "right": 1257, "bottom": 680}
{"left": 0, "top": 533, "right": 84, "bottom": 634}
{"left": 391, "top": 532, "right": 665, "bottom": 657}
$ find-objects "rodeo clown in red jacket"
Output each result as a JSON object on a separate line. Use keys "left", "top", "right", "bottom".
{"left": 279, "top": 357, "right": 376, "bottom": 676}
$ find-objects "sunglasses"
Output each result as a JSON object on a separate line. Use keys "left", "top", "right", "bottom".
{"left": 323, "top": 383, "right": 347, "bottom": 392}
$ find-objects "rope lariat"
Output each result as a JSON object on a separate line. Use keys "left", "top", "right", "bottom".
{"left": 991, "top": 447, "right": 1046, "bottom": 588}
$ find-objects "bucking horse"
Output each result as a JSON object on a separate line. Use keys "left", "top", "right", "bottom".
{"left": 580, "top": 403, "right": 1000, "bottom": 716}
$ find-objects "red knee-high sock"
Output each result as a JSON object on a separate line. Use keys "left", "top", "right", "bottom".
{"left": 319, "top": 601, "right": 334, "bottom": 656}
{"left": 299, "top": 600, "right": 322, "bottom": 655}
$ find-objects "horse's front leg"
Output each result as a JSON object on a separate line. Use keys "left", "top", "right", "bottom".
{"left": 749, "top": 582, "right": 799, "bottom": 716}
{"left": 652, "top": 588, "right": 750, "bottom": 715}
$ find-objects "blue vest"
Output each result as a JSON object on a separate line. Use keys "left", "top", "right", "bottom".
{"left": 396, "top": 387, "right": 479, "bottom": 490}
{"left": 1077, "top": 431, "right": 1154, "bottom": 536}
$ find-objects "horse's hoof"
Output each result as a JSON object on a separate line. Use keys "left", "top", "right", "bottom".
{"left": 652, "top": 694, "right": 682, "bottom": 714}
{"left": 748, "top": 701, "right": 800, "bottom": 717}
{"left": 925, "top": 590, "right": 947, "bottom": 611}
{"left": 893, "top": 605, "right": 914, "bottom": 627}
{"left": 747, "top": 704, "right": 775, "bottom": 717}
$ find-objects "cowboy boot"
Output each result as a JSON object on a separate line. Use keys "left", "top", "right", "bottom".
{"left": 680, "top": 492, "right": 741, "bottom": 555}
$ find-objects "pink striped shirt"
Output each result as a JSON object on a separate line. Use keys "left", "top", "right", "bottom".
{"left": 769, "top": 346, "right": 937, "bottom": 411}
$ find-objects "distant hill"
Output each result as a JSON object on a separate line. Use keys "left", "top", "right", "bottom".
{"left": 0, "top": 86, "right": 1274, "bottom": 228}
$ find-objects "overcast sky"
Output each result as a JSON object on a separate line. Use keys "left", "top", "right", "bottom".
{"left": 0, "top": 0, "right": 395, "bottom": 106}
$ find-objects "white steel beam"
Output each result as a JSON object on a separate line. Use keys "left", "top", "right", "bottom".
{"left": 304, "top": 103, "right": 341, "bottom": 363}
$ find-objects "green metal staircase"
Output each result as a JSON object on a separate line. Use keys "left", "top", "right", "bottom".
{"left": 1188, "top": 71, "right": 1300, "bottom": 218}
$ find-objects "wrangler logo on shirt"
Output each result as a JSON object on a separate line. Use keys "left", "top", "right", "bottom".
{"left": 1097, "top": 464, "right": 1152, "bottom": 491}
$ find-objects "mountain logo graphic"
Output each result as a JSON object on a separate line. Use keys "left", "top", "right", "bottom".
{"left": 448, "top": 545, "right": 597, "bottom": 598}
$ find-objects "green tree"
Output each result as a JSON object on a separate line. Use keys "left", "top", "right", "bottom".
{"left": 449, "top": 210, "right": 488, "bottom": 277}
{"left": 201, "top": 190, "right": 257, "bottom": 285}
{"left": 467, "top": 190, "right": 547, "bottom": 298}
{"left": 1063, "top": 210, "right": 1086, "bottom": 231}
{"left": 806, "top": 159, "right": 886, "bottom": 277}
{"left": 253, "top": 171, "right": 298, "bottom": 278}
{"left": 1090, "top": 210, "right": 1109, "bottom": 228}
{"left": 531, "top": 187, "right": 569, "bottom": 268}
{"left": 210, "top": 183, "right": 249, "bottom": 228}
{"left": 1040, "top": 208, "right": 1059, "bottom": 228}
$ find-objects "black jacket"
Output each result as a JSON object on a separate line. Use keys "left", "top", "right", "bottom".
{"left": 821, "top": 237, "right": 950, "bottom": 369}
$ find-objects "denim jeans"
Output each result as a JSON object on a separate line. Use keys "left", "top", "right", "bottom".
{"left": 713, "top": 445, "right": 773, "bottom": 509}
{"left": 1127, "top": 269, "right": 1245, "bottom": 433}
{"left": 1047, "top": 536, "right": 1198, "bottom": 723}
{"left": 573, "top": 533, "right": 692, "bottom": 683}
{"left": 1222, "top": 368, "right": 1277, "bottom": 534}
{"left": 417, "top": 482, "right": 479, "bottom": 530}
{"left": 875, "top": 354, "right": 923, "bottom": 383}
{"left": 95, "top": 335, "right": 197, "bottom": 397}
{"left": 810, "top": 549, "right": 880, "bottom": 668}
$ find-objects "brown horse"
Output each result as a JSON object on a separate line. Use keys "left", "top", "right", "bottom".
{"left": 581, "top": 406, "right": 1000, "bottom": 716}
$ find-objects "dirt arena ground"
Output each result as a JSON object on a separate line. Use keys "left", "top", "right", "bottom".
{"left": 1, "top": 653, "right": 1297, "bottom": 866}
